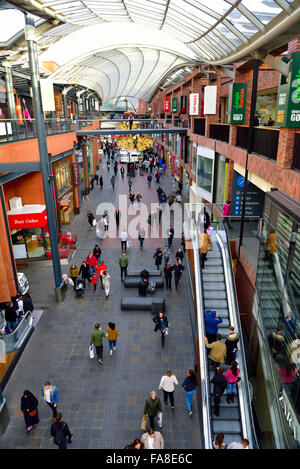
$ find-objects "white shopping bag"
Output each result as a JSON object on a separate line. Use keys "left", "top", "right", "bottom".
{"left": 157, "top": 412, "right": 163, "bottom": 428}
{"left": 92, "top": 219, "right": 97, "bottom": 227}
{"left": 68, "top": 277, "right": 74, "bottom": 287}
{"left": 89, "top": 345, "right": 95, "bottom": 359}
{"left": 126, "top": 240, "right": 132, "bottom": 248}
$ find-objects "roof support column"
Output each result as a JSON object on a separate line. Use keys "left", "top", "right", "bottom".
{"left": 25, "top": 13, "right": 63, "bottom": 302}
{"left": 3, "top": 64, "right": 18, "bottom": 138}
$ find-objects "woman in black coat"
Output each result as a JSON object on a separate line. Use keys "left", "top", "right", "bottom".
{"left": 87, "top": 211, "right": 95, "bottom": 230}
{"left": 164, "top": 263, "right": 173, "bottom": 290}
{"left": 211, "top": 368, "right": 227, "bottom": 417}
{"left": 153, "top": 247, "right": 162, "bottom": 270}
{"left": 93, "top": 245, "right": 102, "bottom": 264}
{"left": 21, "top": 390, "right": 39, "bottom": 432}
{"left": 153, "top": 311, "right": 169, "bottom": 347}
{"left": 79, "top": 261, "right": 91, "bottom": 288}
{"left": 23, "top": 292, "right": 34, "bottom": 313}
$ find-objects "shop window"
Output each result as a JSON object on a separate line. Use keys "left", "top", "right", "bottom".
{"left": 214, "top": 154, "right": 227, "bottom": 204}
{"left": 197, "top": 154, "right": 213, "bottom": 194}
{"left": 11, "top": 229, "right": 47, "bottom": 259}
{"left": 55, "top": 160, "right": 72, "bottom": 196}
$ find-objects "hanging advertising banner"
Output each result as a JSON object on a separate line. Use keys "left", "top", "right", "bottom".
{"left": 275, "top": 52, "right": 300, "bottom": 127}
{"left": 204, "top": 86, "right": 217, "bottom": 115}
{"left": 164, "top": 98, "right": 171, "bottom": 112}
{"left": 189, "top": 93, "right": 199, "bottom": 115}
{"left": 73, "top": 162, "right": 80, "bottom": 186}
{"left": 226, "top": 83, "right": 247, "bottom": 124}
{"left": 180, "top": 96, "right": 187, "bottom": 114}
{"left": 172, "top": 98, "right": 177, "bottom": 113}
{"left": 54, "top": 93, "right": 63, "bottom": 114}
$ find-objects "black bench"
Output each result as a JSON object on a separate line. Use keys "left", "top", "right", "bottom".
{"left": 124, "top": 276, "right": 164, "bottom": 288}
{"left": 121, "top": 297, "right": 165, "bottom": 313}
{"left": 126, "top": 270, "right": 162, "bottom": 277}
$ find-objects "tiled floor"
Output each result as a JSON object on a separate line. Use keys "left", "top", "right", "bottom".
{"left": 0, "top": 160, "right": 202, "bottom": 449}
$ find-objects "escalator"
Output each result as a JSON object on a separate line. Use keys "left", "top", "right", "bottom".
{"left": 187, "top": 210, "right": 258, "bottom": 449}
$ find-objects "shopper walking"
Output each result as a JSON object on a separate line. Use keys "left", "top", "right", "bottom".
{"left": 199, "top": 229, "right": 212, "bottom": 269}
{"left": 87, "top": 210, "right": 95, "bottom": 230}
{"left": 111, "top": 175, "right": 115, "bottom": 190}
{"left": 163, "top": 245, "right": 169, "bottom": 267}
{"left": 211, "top": 367, "right": 227, "bottom": 417}
{"left": 41, "top": 381, "right": 58, "bottom": 418}
{"left": 181, "top": 369, "right": 198, "bottom": 416}
{"left": 224, "top": 360, "right": 240, "bottom": 404}
{"left": 99, "top": 175, "right": 103, "bottom": 190}
{"left": 119, "top": 251, "right": 128, "bottom": 282}
{"left": 222, "top": 200, "right": 232, "bottom": 229}
{"left": 205, "top": 310, "right": 223, "bottom": 344}
{"left": 153, "top": 311, "right": 169, "bottom": 347}
{"left": 79, "top": 261, "right": 91, "bottom": 288}
{"left": 93, "top": 244, "right": 102, "bottom": 265}
{"left": 90, "top": 323, "right": 106, "bottom": 364}
{"left": 153, "top": 247, "right": 163, "bottom": 270}
{"left": 175, "top": 248, "right": 184, "bottom": 264}
{"left": 129, "top": 191, "right": 135, "bottom": 204}
{"left": 164, "top": 263, "right": 173, "bottom": 290}
{"left": 140, "top": 428, "right": 164, "bottom": 449}
{"left": 147, "top": 174, "right": 152, "bottom": 187}
{"left": 225, "top": 326, "right": 239, "bottom": 365}
{"left": 69, "top": 264, "right": 79, "bottom": 290}
{"left": 172, "top": 261, "right": 184, "bottom": 290}
{"left": 91, "top": 272, "right": 98, "bottom": 291}
{"left": 158, "top": 370, "right": 178, "bottom": 409}
{"left": 21, "top": 390, "right": 39, "bottom": 433}
{"left": 120, "top": 166, "right": 125, "bottom": 179}
{"left": 204, "top": 334, "right": 227, "bottom": 369}
{"left": 120, "top": 229, "right": 128, "bottom": 251}
{"left": 143, "top": 391, "right": 162, "bottom": 430}
{"left": 128, "top": 177, "right": 133, "bottom": 192}
{"left": 138, "top": 227, "right": 145, "bottom": 250}
{"left": 102, "top": 271, "right": 111, "bottom": 298}
{"left": 51, "top": 412, "right": 73, "bottom": 449}
{"left": 86, "top": 252, "right": 98, "bottom": 275}
{"left": 115, "top": 208, "right": 121, "bottom": 230}
{"left": 106, "top": 322, "right": 119, "bottom": 356}
{"left": 136, "top": 192, "right": 142, "bottom": 207}
{"left": 166, "top": 225, "right": 174, "bottom": 249}
{"left": 103, "top": 212, "right": 109, "bottom": 231}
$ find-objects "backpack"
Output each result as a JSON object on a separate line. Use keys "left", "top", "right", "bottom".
{"left": 54, "top": 423, "right": 67, "bottom": 445}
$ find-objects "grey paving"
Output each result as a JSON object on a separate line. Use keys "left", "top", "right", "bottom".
{"left": 0, "top": 162, "right": 202, "bottom": 449}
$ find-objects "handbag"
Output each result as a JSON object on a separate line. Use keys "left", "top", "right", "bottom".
{"left": 207, "top": 243, "right": 213, "bottom": 251}
{"left": 89, "top": 345, "right": 95, "bottom": 359}
{"left": 141, "top": 413, "right": 148, "bottom": 431}
{"left": 29, "top": 409, "right": 37, "bottom": 417}
{"left": 157, "top": 412, "right": 163, "bottom": 428}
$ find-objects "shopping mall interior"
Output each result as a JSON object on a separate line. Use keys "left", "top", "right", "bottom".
{"left": 0, "top": 0, "right": 299, "bottom": 451}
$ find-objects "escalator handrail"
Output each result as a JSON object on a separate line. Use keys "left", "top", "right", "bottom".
{"left": 215, "top": 222, "right": 259, "bottom": 449}
{"left": 191, "top": 219, "right": 214, "bottom": 448}
{"left": 0, "top": 311, "right": 33, "bottom": 340}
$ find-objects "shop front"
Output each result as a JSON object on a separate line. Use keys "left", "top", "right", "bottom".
{"left": 182, "top": 168, "right": 190, "bottom": 199}
{"left": 53, "top": 156, "right": 75, "bottom": 224}
{"left": 8, "top": 204, "right": 49, "bottom": 259}
{"left": 213, "top": 154, "right": 228, "bottom": 205}
{"left": 196, "top": 145, "right": 215, "bottom": 203}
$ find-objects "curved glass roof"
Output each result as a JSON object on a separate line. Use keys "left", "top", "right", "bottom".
{"left": 1, "top": 0, "right": 299, "bottom": 101}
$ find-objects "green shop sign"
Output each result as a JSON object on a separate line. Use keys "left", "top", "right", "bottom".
{"left": 226, "top": 83, "right": 247, "bottom": 124}
{"left": 172, "top": 98, "right": 177, "bottom": 113}
{"left": 275, "top": 52, "right": 300, "bottom": 127}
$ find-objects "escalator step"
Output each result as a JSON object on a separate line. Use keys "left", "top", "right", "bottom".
{"left": 202, "top": 274, "right": 225, "bottom": 282}
{"left": 205, "top": 259, "right": 223, "bottom": 266}
{"left": 213, "top": 420, "right": 242, "bottom": 434}
{"left": 204, "top": 299, "right": 228, "bottom": 309}
{"left": 204, "top": 291, "right": 227, "bottom": 300}
{"left": 203, "top": 266, "right": 224, "bottom": 273}
{"left": 203, "top": 282, "right": 226, "bottom": 291}
{"left": 211, "top": 407, "right": 240, "bottom": 419}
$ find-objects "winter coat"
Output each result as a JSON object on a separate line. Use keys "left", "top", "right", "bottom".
{"left": 164, "top": 266, "right": 172, "bottom": 279}
{"left": 93, "top": 247, "right": 102, "bottom": 259}
{"left": 79, "top": 264, "right": 91, "bottom": 280}
{"left": 153, "top": 250, "right": 162, "bottom": 266}
{"left": 141, "top": 431, "right": 164, "bottom": 449}
{"left": 225, "top": 332, "right": 239, "bottom": 359}
{"left": 107, "top": 327, "right": 119, "bottom": 341}
{"left": 90, "top": 328, "right": 106, "bottom": 347}
{"left": 86, "top": 255, "right": 97, "bottom": 267}
{"left": 205, "top": 310, "right": 223, "bottom": 335}
{"left": 223, "top": 203, "right": 230, "bottom": 217}
{"left": 153, "top": 314, "right": 169, "bottom": 332}
{"left": 23, "top": 295, "right": 34, "bottom": 312}
{"left": 199, "top": 232, "right": 212, "bottom": 254}
{"left": 204, "top": 337, "right": 226, "bottom": 364}
{"left": 181, "top": 375, "right": 198, "bottom": 392}
{"left": 265, "top": 233, "right": 277, "bottom": 254}
{"left": 102, "top": 273, "right": 110, "bottom": 289}
{"left": 211, "top": 374, "right": 227, "bottom": 397}
{"left": 172, "top": 264, "right": 184, "bottom": 279}
{"left": 119, "top": 255, "right": 129, "bottom": 268}
{"left": 224, "top": 367, "right": 240, "bottom": 384}
{"left": 144, "top": 395, "right": 162, "bottom": 417}
{"left": 69, "top": 266, "right": 79, "bottom": 278}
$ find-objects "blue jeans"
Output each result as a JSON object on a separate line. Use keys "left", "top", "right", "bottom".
{"left": 227, "top": 382, "right": 236, "bottom": 394}
{"left": 89, "top": 265, "right": 96, "bottom": 276}
{"left": 185, "top": 390, "right": 195, "bottom": 411}
{"left": 164, "top": 258, "right": 169, "bottom": 267}
{"left": 109, "top": 340, "right": 116, "bottom": 351}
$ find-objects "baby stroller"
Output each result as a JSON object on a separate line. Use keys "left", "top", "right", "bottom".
{"left": 146, "top": 280, "right": 156, "bottom": 295}
{"left": 75, "top": 278, "right": 85, "bottom": 298}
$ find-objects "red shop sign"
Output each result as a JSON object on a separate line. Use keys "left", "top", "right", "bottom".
{"left": 8, "top": 209, "right": 48, "bottom": 229}
{"left": 164, "top": 98, "right": 171, "bottom": 112}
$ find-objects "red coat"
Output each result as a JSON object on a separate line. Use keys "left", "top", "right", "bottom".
{"left": 86, "top": 255, "right": 97, "bottom": 267}
{"left": 91, "top": 275, "right": 98, "bottom": 285}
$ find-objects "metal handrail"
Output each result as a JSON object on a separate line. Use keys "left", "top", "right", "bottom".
{"left": 215, "top": 219, "right": 259, "bottom": 448}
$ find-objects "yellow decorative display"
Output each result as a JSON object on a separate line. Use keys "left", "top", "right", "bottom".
{"left": 116, "top": 134, "right": 154, "bottom": 152}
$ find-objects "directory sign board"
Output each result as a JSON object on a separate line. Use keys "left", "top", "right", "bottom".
{"left": 230, "top": 170, "right": 264, "bottom": 217}
{"left": 226, "top": 83, "right": 247, "bottom": 124}
{"left": 275, "top": 52, "right": 300, "bottom": 127}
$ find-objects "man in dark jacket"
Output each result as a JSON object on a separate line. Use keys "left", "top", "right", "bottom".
{"left": 138, "top": 278, "right": 149, "bottom": 296}
{"left": 23, "top": 293, "right": 34, "bottom": 313}
{"left": 5, "top": 302, "right": 18, "bottom": 329}
{"left": 51, "top": 412, "right": 73, "bottom": 449}
{"left": 153, "top": 311, "right": 169, "bottom": 347}
{"left": 153, "top": 247, "right": 162, "bottom": 270}
{"left": 175, "top": 248, "right": 184, "bottom": 263}
{"left": 115, "top": 208, "right": 121, "bottom": 230}
{"left": 167, "top": 225, "right": 174, "bottom": 249}
{"left": 211, "top": 368, "right": 227, "bottom": 416}
{"left": 225, "top": 326, "right": 239, "bottom": 365}
{"left": 164, "top": 263, "right": 173, "bottom": 290}
{"left": 172, "top": 262, "right": 184, "bottom": 290}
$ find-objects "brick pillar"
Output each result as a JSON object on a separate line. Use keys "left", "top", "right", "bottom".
{"left": 276, "top": 127, "right": 296, "bottom": 169}
{"left": 229, "top": 125, "right": 237, "bottom": 146}
{"left": 288, "top": 38, "right": 300, "bottom": 55}
{"left": 225, "top": 159, "right": 234, "bottom": 201}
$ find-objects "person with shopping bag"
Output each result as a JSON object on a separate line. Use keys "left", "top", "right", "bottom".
{"left": 90, "top": 323, "right": 106, "bottom": 365}
{"left": 143, "top": 391, "right": 162, "bottom": 430}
